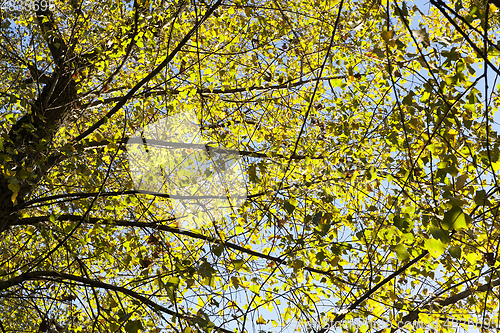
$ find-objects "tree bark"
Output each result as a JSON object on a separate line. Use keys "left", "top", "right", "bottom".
{"left": 0, "top": 6, "right": 80, "bottom": 233}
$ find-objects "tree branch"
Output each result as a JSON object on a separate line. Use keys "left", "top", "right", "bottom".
{"left": 317, "top": 251, "right": 428, "bottom": 333}
{"left": 82, "top": 74, "right": 366, "bottom": 108}
{"left": 383, "top": 275, "right": 500, "bottom": 333}
{"left": 72, "top": 0, "right": 224, "bottom": 143}
{"left": 85, "top": 137, "right": 325, "bottom": 160}
{"left": 431, "top": 0, "right": 500, "bottom": 76}
{"left": 0, "top": 5, "right": 80, "bottom": 233}
{"left": 15, "top": 214, "right": 350, "bottom": 284}
{"left": 0, "top": 270, "right": 233, "bottom": 333}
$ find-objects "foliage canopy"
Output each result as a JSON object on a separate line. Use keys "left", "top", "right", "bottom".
{"left": 1, "top": 0, "right": 500, "bottom": 332}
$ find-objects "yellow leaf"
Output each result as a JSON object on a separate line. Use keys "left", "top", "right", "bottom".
{"left": 464, "top": 56, "right": 475, "bottom": 64}
{"left": 256, "top": 315, "right": 267, "bottom": 324}
{"left": 373, "top": 302, "right": 385, "bottom": 316}
{"left": 465, "top": 252, "right": 479, "bottom": 265}
{"left": 94, "top": 132, "right": 103, "bottom": 142}
{"left": 8, "top": 183, "right": 20, "bottom": 204}
{"left": 424, "top": 239, "right": 445, "bottom": 258}
{"left": 492, "top": 160, "right": 500, "bottom": 172}
{"left": 381, "top": 30, "right": 395, "bottom": 47}
{"left": 249, "top": 284, "right": 260, "bottom": 294}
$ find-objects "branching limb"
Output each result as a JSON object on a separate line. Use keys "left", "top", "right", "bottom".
{"left": 0, "top": 270, "right": 233, "bottom": 333}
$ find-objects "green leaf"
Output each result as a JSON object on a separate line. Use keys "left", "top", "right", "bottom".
{"left": 212, "top": 244, "right": 224, "bottom": 256}
{"left": 312, "top": 212, "right": 323, "bottom": 225}
{"left": 316, "top": 251, "right": 326, "bottom": 261}
{"left": 474, "top": 190, "right": 491, "bottom": 206}
{"left": 394, "top": 216, "right": 410, "bottom": 232}
{"left": 367, "top": 166, "right": 378, "bottom": 180}
{"left": 373, "top": 47, "right": 385, "bottom": 58}
{"left": 198, "top": 261, "right": 214, "bottom": 278}
{"left": 396, "top": 2, "right": 409, "bottom": 17}
{"left": 315, "top": 222, "right": 330, "bottom": 236}
{"left": 232, "top": 259, "right": 244, "bottom": 270}
{"left": 230, "top": 276, "right": 240, "bottom": 289}
{"left": 381, "top": 30, "right": 395, "bottom": 47}
{"left": 248, "top": 164, "right": 259, "bottom": 182}
{"left": 442, "top": 206, "right": 468, "bottom": 230}
{"left": 424, "top": 239, "right": 446, "bottom": 258}
{"left": 284, "top": 200, "right": 296, "bottom": 214}
{"left": 449, "top": 245, "right": 462, "bottom": 259}
{"left": 186, "top": 279, "right": 195, "bottom": 288}
{"left": 394, "top": 244, "right": 410, "bottom": 261}
{"left": 292, "top": 259, "right": 304, "bottom": 270}
{"left": 428, "top": 225, "right": 450, "bottom": 244}
{"left": 166, "top": 276, "right": 180, "bottom": 288}
{"left": 125, "top": 320, "right": 143, "bottom": 333}
{"left": 456, "top": 174, "right": 467, "bottom": 190}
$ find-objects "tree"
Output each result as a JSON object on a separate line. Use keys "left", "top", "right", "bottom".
{"left": 0, "top": 0, "right": 500, "bottom": 331}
